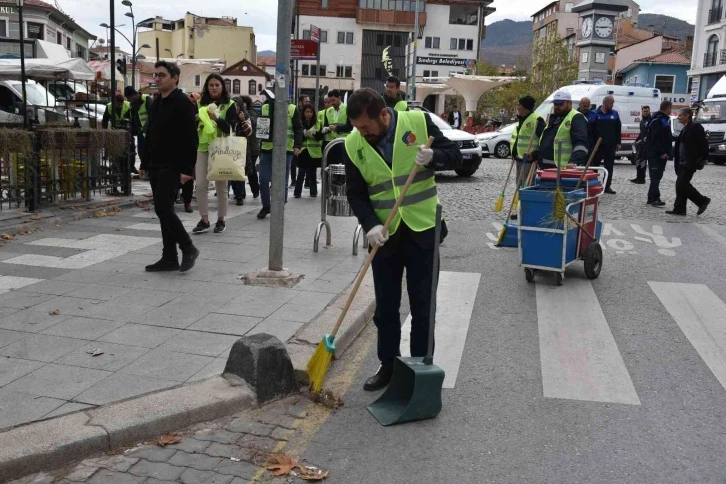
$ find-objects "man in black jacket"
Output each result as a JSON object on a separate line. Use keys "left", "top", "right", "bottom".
{"left": 646, "top": 100, "right": 673, "bottom": 207}
{"left": 344, "top": 89, "right": 460, "bottom": 392}
{"left": 139, "top": 61, "right": 199, "bottom": 272}
{"left": 666, "top": 108, "right": 711, "bottom": 216}
{"left": 592, "top": 96, "right": 622, "bottom": 194}
{"left": 631, "top": 105, "right": 652, "bottom": 184}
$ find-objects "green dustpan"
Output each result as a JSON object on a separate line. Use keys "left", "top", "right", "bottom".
{"left": 368, "top": 204, "right": 445, "bottom": 426}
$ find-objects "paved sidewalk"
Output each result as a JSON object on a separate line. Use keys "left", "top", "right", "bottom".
{"left": 0, "top": 184, "right": 364, "bottom": 430}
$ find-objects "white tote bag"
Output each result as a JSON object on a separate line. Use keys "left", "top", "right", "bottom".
{"left": 207, "top": 135, "right": 248, "bottom": 181}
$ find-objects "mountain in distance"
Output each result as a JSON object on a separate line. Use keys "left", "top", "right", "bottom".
{"left": 637, "top": 14, "right": 694, "bottom": 42}
{"left": 258, "top": 50, "right": 276, "bottom": 57}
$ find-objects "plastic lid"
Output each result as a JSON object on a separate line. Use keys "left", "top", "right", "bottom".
{"left": 538, "top": 168, "right": 599, "bottom": 181}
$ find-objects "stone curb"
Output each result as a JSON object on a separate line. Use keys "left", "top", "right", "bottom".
{"left": 0, "top": 376, "right": 254, "bottom": 482}
{"left": 287, "top": 270, "right": 376, "bottom": 384}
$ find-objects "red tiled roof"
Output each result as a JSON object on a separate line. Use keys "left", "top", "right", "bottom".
{"left": 257, "top": 55, "right": 276, "bottom": 66}
{"left": 635, "top": 48, "right": 691, "bottom": 65}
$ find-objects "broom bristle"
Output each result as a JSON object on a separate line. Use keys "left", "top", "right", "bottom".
{"left": 551, "top": 188, "right": 566, "bottom": 222}
{"left": 494, "top": 195, "right": 504, "bottom": 212}
{"left": 495, "top": 222, "right": 508, "bottom": 246}
{"left": 307, "top": 341, "right": 334, "bottom": 393}
{"left": 512, "top": 192, "right": 519, "bottom": 209}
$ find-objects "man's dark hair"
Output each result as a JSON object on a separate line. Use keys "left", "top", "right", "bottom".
{"left": 347, "top": 88, "right": 386, "bottom": 120}
{"left": 298, "top": 94, "right": 309, "bottom": 103}
{"left": 660, "top": 100, "right": 673, "bottom": 112}
{"left": 386, "top": 76, "right": 400, "bottom": 88}
{"left": 154, "top": 61, "right": 180, "bottom": 85}
{"left": 641, "top": 105, "right": 651, "bottom": 109}
{"left": 328, "top": 89, "right": 341, "bottom": 99}
{"left": 238, "top": 95, "right": 253, "bottom": 111}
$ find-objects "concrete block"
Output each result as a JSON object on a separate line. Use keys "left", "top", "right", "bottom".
{"left": 0, "top": 412, "right": 108, "bottom": 482}
{"left": 87, "top": 377, "right": 254, "bottom": 449}
{"left": 223, "top": 334, "right": 299, "bottom": 405}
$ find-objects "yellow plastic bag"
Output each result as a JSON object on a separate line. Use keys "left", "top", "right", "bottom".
{"left": 207, "top": 136, "right": 247, "bottom": 181}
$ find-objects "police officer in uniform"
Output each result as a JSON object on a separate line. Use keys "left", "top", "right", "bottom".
{"left": 534, "top": 91, "right": 589, "bottom": 169}
{"left": 343, "top": 88, "right": 461, "bottom": 391}
{"left": 631, "top": 105, "right": 652, "bottom": 184}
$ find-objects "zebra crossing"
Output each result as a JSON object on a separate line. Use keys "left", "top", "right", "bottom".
{"left": 398, "top": 270, "right": 726, "bottom": 407}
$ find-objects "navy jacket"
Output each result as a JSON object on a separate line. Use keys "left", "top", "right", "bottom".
{"left": 593, "top": 107, "right": 622, "bottom": 147}
{"left": 581, "top": 108, "right": 598, "bottom": 151}
{"left": 647, "top": 111, "right": 672, "bottom": 160}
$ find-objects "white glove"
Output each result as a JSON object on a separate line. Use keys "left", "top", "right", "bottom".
{"left": 321, "top": 126, "right": 331, "bottom": 134}
{"left": 303, "top": 129, "right": 310, "bottom": 136}
{"left": 415, "top": 146, "right": 434, "bottom": 166}
{"left": 366, "top": 225, "right": 389, "bottom": 248}
{"left": 309, "top": 127, "right": 317, "bottom": 135}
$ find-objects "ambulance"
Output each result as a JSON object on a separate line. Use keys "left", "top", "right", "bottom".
{"left": 694, "top": 75, "right": 726, "bottom": 165}
{"left": 533, "top": 82, "right": 662, "bottom": 162}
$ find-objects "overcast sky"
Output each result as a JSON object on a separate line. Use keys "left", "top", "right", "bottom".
{"left": 60, "top": 0, "right": 698, "bottom": 53}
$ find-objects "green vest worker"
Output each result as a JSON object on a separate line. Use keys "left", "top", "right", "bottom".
{"left": 510, "top": 95, "right": 546, "bottom": 196}
{"left": 343, "top": 88, "right": 461, "bottom": 392}
{"left": 124, "top": 86, "right": 153, "bottom": 173}
{"left": 321, "top": 89, "right": 353, "bottom": 143}
{"left": 101, "top": 92, "right": 131, "bottom": 129}
{"left": 383, "top": 75, "right": 408, "bottom": 112}
{"left": 293, "top": 104, "right": 324, "bottom": 198}
{"left": 534, "top": 90, "right": 589, "bottom": 170}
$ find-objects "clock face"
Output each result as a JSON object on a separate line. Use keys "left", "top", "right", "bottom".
{"left": 581, "top": 18, "right": 593, "bottom": 38}
{"left": 595, "top": 17, "right": 613, "bottom": 38}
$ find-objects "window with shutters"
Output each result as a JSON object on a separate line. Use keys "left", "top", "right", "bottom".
{"left": 233, "top": 79, "right": 241, "bottom": 94}
{"left": 249, "top": 80, "right": 257, "bottom": 95}
{"left": 224, "top": 79, "right": 231, "bottom": 92}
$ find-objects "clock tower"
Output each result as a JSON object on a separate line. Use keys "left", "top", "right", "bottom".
{"left": 573, "top": 0, "right": 629, "bottom": 82}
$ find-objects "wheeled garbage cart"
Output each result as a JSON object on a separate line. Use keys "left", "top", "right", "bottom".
{"left": 518, "top": 167, "right": 608, "bottom": 286}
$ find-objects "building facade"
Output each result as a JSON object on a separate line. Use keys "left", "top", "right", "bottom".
{"left": 620, "top": 49, "right": 692, "bottom": 109}
{"left": 137, "top": 14, "right": 257, "bottom": 67}
{"left": 297, "top": 0, "right": 494, "bottom": 112}
{"left": 687, "top": 0, "right": 726, "bottom": 101}
{"left": 221, "top": 59, "right": 269, "bottom": 105}
{"left": 0, "top": 0, "right": 95, "bottom": 60}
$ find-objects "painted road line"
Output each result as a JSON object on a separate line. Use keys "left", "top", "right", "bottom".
{"left": 400, "top": 271, "right": 481, "bottom": 389}
{"left": 536, "top": 279, "right": 641, "bottom": 405}
{"left": 696, "top": 224, "right": 726, "bottom": 247}
{"left": 649, "top": 282, "right": 726, "bottom": 392}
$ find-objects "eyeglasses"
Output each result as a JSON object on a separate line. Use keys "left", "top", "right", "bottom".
{"left": 152, "top": 72, "right": 168, "bottom": 79}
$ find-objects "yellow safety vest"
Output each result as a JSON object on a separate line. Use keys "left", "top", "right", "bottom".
{"left": 511, "top": 112, "right": 541, "bottom": 158}
{"left": 106, "top": 101, "right": 130, "bottom": 125}
{"left": 196, "top": 99, "right": 235, "bottom": 153}
{"left": 344, "top": 110, "right": 438, "bottom": 235}
{"left": 302, "top": 119, "right": 323, "bottom": 159}
{"left": 542, "top": 109, "right": 584, "bottom": 168}
{"left": 325, "top": 105, "right": 348, "bottom": 142}
{"left": 394, "top": 100, "right": 408, "bottom": 112}
{"left": 137, "top": 94, "right": 150, "bottom": 134}
{"left": 260, "top": 103, "right": 297, "bottom": 152}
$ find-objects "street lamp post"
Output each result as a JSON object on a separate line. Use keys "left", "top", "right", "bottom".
{"left": 122, "top": 0, "right": 138, "bottom": 89}
{"left": 17, "top": 0, "right": 27, "bottom": 129}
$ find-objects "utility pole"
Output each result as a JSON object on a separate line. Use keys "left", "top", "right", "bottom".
{"left": 269, "top": 0, "right": 294, "bottom": 272}
{"left": 17, "top": 0, "right": 27, "bottom": 129}
{"left": 109, "top": 0, "right": 116, "bottom": 128}
{"left": 411, "top": 0, "right": 420, "bottom": 102}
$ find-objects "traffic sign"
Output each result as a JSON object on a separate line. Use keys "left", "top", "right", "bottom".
{"left": 291, "top": 39, "right": 318, "bottom": 60}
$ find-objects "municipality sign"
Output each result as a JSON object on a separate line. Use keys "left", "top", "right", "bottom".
{"left": 416, "top": 57, "right": 474, "bottom": 68}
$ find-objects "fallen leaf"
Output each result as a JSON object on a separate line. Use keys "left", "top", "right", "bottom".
{"left": 266, "top": 454, "right": 298, "bottom": 477}
{"left": 93, "top": 210, "right": 108, "bottom": 218}
{"left": 87, "top": 348, "right": 104, "bottom": 356}
{"left": 155, "top": 434, "right": 181, "bottom": 447}
{"left": 1, "top": 234, "right": 14, "bottom": 240}
{"left": 299, "top": 465, "right": 329, "bottom": 481}
{"left": 144, "top": 193, "right": 153, "bottom": 198}
{"left": 49, "top": 309, "right": 60, "bottom": 315}
{"left": 29, "top": 214, "right": 42, "bottom": 220}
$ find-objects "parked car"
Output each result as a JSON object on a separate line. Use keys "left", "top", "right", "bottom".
{"left": 475, "top": 123, "right": 516, "bottom": 159}
{"left": 408, "top": 105, "right": 483, "bottom": 177}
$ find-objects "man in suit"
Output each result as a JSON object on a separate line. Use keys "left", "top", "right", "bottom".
{"left": 666, "top": 108, "right": 711, "bottom": 216}
{"left": 344, "top": 88, "right": 461, "bottom": 391}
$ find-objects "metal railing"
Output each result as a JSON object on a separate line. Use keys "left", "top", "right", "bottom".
{"left": 704, "top": 51, "right": 718, "bottom": 68}
{"left": 0, "top": 128, "right": 130, "bottom": 211}
{"left": 708, "top": 7, "right": 723, "bottom": 24}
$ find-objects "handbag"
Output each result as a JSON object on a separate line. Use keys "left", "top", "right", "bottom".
{"left": 207, "top": 135, "right": 247, "bottom": 181}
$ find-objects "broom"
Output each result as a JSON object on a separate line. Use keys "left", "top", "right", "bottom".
{"left": 551, "top": 140, "right": 566, "bottom": 223}
{"left": 575, "top": 138, "right": 602, "bottom": 189}
{"left": 494, "top": 159, "right": 515, "bottom": 212}
{"left": 307, "top": 136, "right": 436, "bottom": 393}
{"left": 495, "top": 159, "right": 535, "bottom": 246}
{"left": 510, "top": 128, "right": 541, "bottom": 212}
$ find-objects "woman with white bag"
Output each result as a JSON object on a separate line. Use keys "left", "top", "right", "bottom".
{"left": 193, "top": 74, "right": 238, "bottom": 234}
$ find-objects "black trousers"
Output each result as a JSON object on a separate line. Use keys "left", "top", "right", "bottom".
{"left": 647, "top": 155, "right": 666, "bottom": 203}
{"left": 180, "top": 179, "right": 194, "bottom": 205}
{"left": 371, "top": 226, "right": 438, "bottom": 370}
{"left": 246, "top": 156, "right": 260, "bottom": 196}
{"left": 594, "top": 144, "right": 617, "bottom": 189}
{"left": 635, "top": 147, "right": 647, "bottom": 181}
{"left": 674, "top": 165, "right": 706, "bottom": 212}
{"left": 149, "top": 169, "right": 193, "bottom": 260}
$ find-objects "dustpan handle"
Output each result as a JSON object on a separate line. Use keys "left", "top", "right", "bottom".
{"left": 424, "top": 204, "right": 442, "bottom": 365}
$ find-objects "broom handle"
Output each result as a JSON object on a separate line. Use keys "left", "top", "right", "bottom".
{"left": 575, "top": 138, "right": 603, "bottom": 189}
{"left": 501, "top": 156, "right": 530, "bottom": 224}
{"left": 519, "top": 127, "right": 539, "bottom": 186}
{"left": 424, "top": 204, "right": 442, "bottom": 365}
{"left": 329, "top": 136, "right": 435, "bottom": 338}
{"left": 566, "top": 212, "right": 596, "bottom": 241}
{"left": 500, "top": 158, "right": 516, "bottom": 195}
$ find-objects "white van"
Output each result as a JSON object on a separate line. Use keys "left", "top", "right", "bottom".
{"left": 694, "top": 75, "right": 726, "bottom": 165}
{"left": 0, "top": 79, "right": 90, "bottom": 127}
{"left": 533, "top": 83, "right": 662, "bottom": 162}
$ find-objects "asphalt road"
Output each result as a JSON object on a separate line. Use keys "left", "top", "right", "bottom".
{"left": 292, "top": 159, "right": 726, "bottom": 483}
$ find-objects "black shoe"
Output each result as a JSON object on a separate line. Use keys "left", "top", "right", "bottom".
{"left": 236, "top": 198, "right": 244, "bottom": 206}
{"left": 605, "top": 188, "right": 616, "bottom": 194}
{"left": 257, "top": 206, "right": 270, "bottom": 219}
{"left": 652, "top": 200, "right": 666, "bottom": 207}
{"left": 145, "top": 258, "right": 179, "bottom": 272}
{"left": 214, "top": 220, "right": 226, "bottom": 233}
{"left": 192, "top": 219, "right": 210, "bottom": 234}
{"left": 363, "top": 366, "right": 393, "bottom": 392}
{"left": 184, "top": 203, "right": 193, "bottom": 213}
{"left": 253, "top": 192, "right": 259, "bottom": 199}
{"left": 180, "top": 247, "right": 199, "bottom": 272}
{"left": 665, "top": 210, "right": 687, "bottom": 216}
{"left": 630, "top": 178, "right": 646, "bottom": 184}
{"left": 294, "top": 194, "right": 302, "bottom": 199}
{"left": 697, "top": 197, "right": 711, "bottom": 215}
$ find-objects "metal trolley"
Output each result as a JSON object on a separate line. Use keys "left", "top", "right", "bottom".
{"left": 518, "top": 167, "right": 608, "bottom": 286}
{"left": 313, "top": 138, "right": 368, "bottom": 255}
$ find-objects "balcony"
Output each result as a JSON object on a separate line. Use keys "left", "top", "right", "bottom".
{"left": 708, "top": 7, "right": 722, "bottom": 24}
{"left": 356, "top": 8, "right": 426, "bottom": 27}
{"left": 705, "top": 51, "right": 718, "bottom": 67}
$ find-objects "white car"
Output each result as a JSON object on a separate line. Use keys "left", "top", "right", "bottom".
{"left": 476, "top": 123, "right": 516, "bottom": 159}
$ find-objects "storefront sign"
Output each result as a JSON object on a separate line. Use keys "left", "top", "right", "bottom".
{"left": 0, "top": 6, "right": 15, "bottom": 14}
{"left": 416, "top": 57, "right": 474, "bottom": 68}
{"left": 290, "top": 40, "right": 318, "bottom": 60}
{"left": 661, "top": 94, "right": 690, "bottom": 105}
{"left": 310, "top": 25, "right": 320, "bottom": 43}
{"left": 690, "top": 77, "right": 700, "bottom": 103}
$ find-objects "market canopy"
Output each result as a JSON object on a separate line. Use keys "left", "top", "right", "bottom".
{"left": 444, "top": 74, "right": 523, "bottom": 113}
{"left": 0, "top": 57, "right": 95, "bottom": 81}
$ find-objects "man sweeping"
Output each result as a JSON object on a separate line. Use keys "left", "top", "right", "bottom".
{"left": 343, "top": 88, "right": 461, "bottom": 391}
